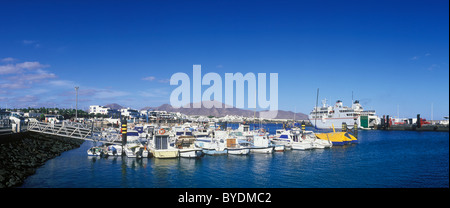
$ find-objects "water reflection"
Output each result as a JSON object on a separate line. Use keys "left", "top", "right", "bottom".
{"left": 20, "top": 130, "right": 448, "bottom": 188}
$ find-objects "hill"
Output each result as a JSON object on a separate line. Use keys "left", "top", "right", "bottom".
{"left": 104, "top": 103, "right": 124, "bottom": 110}
{"left": 142, "top": 100, "right": 308, "bottom": 120}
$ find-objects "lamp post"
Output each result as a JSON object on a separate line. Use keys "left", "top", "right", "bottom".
{"left": 75, "top": 86, "right": 79, "bottom": 122}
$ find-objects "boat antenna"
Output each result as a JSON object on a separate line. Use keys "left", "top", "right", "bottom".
{"left": 314, "top": 88, "right": 319, "bottom": 129}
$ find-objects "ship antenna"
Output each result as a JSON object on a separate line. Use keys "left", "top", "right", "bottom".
{"left": 314, "top": 88, "right": 319, "bottom": 129}
{"left": 352, "top": 91, "right": 354, "bottom": 103}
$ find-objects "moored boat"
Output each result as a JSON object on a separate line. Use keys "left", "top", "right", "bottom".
{"left": 175, "top": 136, "right": 203, "bottom": 158}
{"left": 106, "top": 144, "right": 122, "bottom": 156}
{"left": 87, "top": 146, "right": 105, "bottom": 156}
{"left": 195, "top": 137, "right": 227, "bottom": 155}
{"left": 249, "top": 134, "right": 274, "bottom": 154}
{"left": 226, "top": 138, "right": 250, "bottom": 155}
{"left": 150, "top": 127, "right": 179, "bottom": 158}
{"left": 315, "top": 132, "right": 356, "bottom": 145}
{"left": 124, "top": 130, "right": 149, "bottom": 158}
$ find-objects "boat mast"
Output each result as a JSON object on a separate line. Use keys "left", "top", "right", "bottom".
{"left": 294, "top": 106, "right": 296, "bottom": 122}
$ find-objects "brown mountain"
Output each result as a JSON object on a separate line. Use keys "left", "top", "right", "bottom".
{"left": 142, "top": 100, "right": 308, "bottom": 120}
{"left": 104, "top": 103, "right": 124, "bottom": 110}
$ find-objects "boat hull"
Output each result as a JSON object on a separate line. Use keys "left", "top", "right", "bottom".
{"left": 315, "top": 132, "right": 357, "bottom": 146}
{"left": 309, "top": 117, "right": 358, "bottom": 129}
{"left": 125, "top": 148, "right": 149, "bottom": 158}
{"left": 106, "top": 145, "right": 122, "bottom": 156}
{"left": 202, "top": 148, "right": 227, "bottom": 155}
{"left": 227, "top": 148, "right": 250, "bottom": 155}
{"left": 151, "top": 149, "right": 179, "bottom": 158}
{"left": 179, "top": 149, "right": 203, "bottom": 158}
{"left": 274, "top": 145, "right": 285, "bottom": 152}
{"left": 291, "top": 142, "right": 313, "bottom": 150}
{"left": 250, "top": 147, "right": 274, "bottom": 154}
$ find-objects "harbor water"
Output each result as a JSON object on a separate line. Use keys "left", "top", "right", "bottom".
{"left": 20, "top": 124, "right": 448, "bottom": 188}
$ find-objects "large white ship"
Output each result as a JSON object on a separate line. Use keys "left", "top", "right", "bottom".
{"left": 309, "top": 99, "right": 379, "bottom": 129}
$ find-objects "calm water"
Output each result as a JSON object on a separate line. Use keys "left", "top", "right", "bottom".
{"left": 21, "top": 125, "right": 449, "bottom": 188}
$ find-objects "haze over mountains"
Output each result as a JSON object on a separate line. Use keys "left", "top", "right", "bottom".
{"left": 105, "top": 101, "right": 308, "bottom": 120}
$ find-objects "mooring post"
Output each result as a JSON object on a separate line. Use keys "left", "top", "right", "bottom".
{"left": 301, "top": 121, "right": 305, "bottom": 132}
{"left": 342, "top": 122, "right": 347, "bottom": 132}
{"left": 416, "top": 114, "right": 421, "bottom": 128}
{"left": 121, "top": 120, "right": 127, "bottom": 155}
{"left": 353, "top": 122, "right": 358, "bottom": 138}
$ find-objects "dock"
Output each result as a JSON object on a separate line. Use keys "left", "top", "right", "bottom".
{"left": 374, "top": 114, "right": 449, "bottom": 132}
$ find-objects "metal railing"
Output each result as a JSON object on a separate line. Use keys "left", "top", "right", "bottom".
{"left": 27, "top": 121, "right": 122, "bottom": 143}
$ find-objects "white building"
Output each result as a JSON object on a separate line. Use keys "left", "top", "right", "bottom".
{"left": 90, "top": 105, "right": 109, "bottom": 114}
{"left": 89, "top": 105, "right": 120, "bottom": 117}
{"left": 120, "top": 108, "right": 140, "bottom": 119}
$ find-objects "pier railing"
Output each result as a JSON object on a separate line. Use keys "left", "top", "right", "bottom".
{"left": 27, "top": 121, "right": 122, "bottom": 143}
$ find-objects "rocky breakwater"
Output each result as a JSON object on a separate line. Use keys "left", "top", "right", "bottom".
{"left": 0, "top": 132, "right": 84, "bottom": 188}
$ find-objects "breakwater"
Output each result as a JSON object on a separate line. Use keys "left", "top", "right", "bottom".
{"left": 0, "top": 132, "right": 84, "bottom": 188}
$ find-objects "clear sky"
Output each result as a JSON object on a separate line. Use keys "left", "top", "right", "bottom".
{"left": 0, "top": 0, "right": 448, "bottom": 119}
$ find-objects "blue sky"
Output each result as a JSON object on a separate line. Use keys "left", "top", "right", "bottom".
{"left": 0, "top": 0, "right": 448, "bottom": 119}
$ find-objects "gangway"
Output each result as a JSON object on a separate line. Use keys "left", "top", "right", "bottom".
{"left": 27, "top": 121, "right": 122, "bottom": 143}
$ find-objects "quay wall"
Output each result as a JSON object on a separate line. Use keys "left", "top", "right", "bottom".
{"left": 375, "top": 124, "right": 449, "bottom": 132}
{"left": 0, "top": 132, "right": 84, "bottom": 188}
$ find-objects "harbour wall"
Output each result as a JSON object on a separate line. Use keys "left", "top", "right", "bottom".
{"left": 375, "top": 124, "right": 449, "bottom": 132}
{"left": 0, "top": 132, "right": 84, "bottom": 188}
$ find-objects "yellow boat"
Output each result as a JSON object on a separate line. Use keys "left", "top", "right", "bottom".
{"left": 316, "top": 132, "right": 357, "bottom": 145}
{"left": 315, "top": 124, "right": 358, "bottom": 146}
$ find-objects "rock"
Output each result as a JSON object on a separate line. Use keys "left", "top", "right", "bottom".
{"left": 0, "top": 133, "right": 83, "bottom": 188}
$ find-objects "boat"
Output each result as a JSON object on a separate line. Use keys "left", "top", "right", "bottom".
{"left": 273, "top": 144, "right": 285, "bottom": 152}
{"left": 270, "top": 129, "right": 295, "bottom": 150}
{"left": 249, "top": 134, "right": 274, "bottom": 154}
{"left": 106, "top": 144, "right": 122, "bottom": 156}
{"left": 291, "top": 139, "right": 314, "bottom": 150}
{"left": 124, "top": 130, "right": 149, "bottom": 158}
{"left": 316, "top": 132, "right": 357, "bottom": 145}
{"left": 289, "top": 129, "right": 332, "bottom": 150}
{"left": 237, "top": 123, "right": 253, "bottom": 137}
{"left": 87, "top": 146, "right": 105, "bottom": 156}
{"left": 226, "top": 138, "right": 250, "bottom": 155}
{"left": 194, "top": 137, "right": 227, "bottom": 155}
{"left": 150, "top": 127, "right": 179, "bottom": 158}
{"left": 304, "top": 130, "right": 333, "bottom": 148}
{"left": 175, "top": 136, "right": 203, "bottom": 158}
{"left": 309, "top": 99, "right": 379, "bottom": 129}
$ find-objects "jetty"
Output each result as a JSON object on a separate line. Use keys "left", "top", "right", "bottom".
{"left": 375, "top": 114, "right": 449, "bottom": 132}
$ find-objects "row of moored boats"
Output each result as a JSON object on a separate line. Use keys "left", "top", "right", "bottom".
{"left": 87, "top": 123, "right": 357, "bottom": 158}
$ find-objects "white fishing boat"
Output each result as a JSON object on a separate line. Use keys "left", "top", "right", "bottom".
{"left": 194, "top": 137, "right": 227, "bottom": 155}
{"left": 237, "top": 123, "right": 253, "bottom": 137}
{"left": 175, "top": 136, "right": 203, "bottom": 158}
{"left": 226, "top": 138, "right": 250, "bottom": 155}
{"left": 249, "top": 134, "right": 274, "bottom": 154}
{"left": 309, "top": 99, "right": 379, "bottom": 129}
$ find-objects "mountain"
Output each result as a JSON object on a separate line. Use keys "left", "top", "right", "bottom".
{"left": 104, "top": 103, "right": 124, "bottom": 110}
{"left": 142, "top": 100, "right": 308, "bottom": 120}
